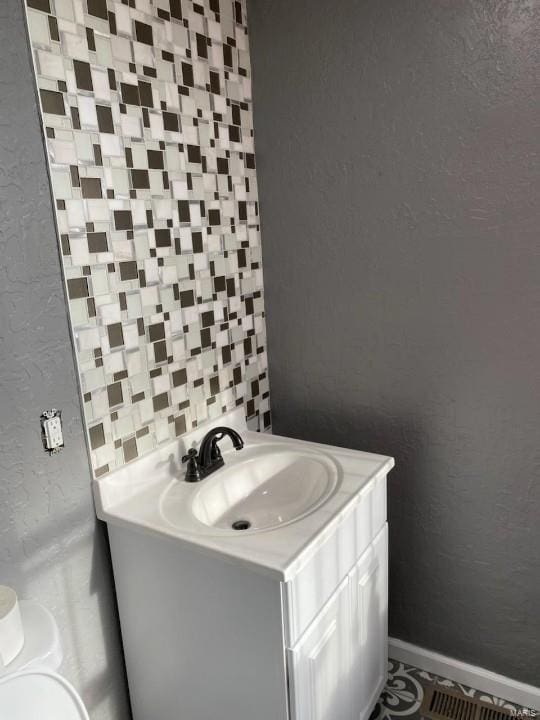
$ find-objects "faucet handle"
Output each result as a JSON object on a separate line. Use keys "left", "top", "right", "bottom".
{"left": 182, "top": 448, "right": 202, "bottom": 483}
{"left": 182, "top": 447, "right": 199, "bottom": 463}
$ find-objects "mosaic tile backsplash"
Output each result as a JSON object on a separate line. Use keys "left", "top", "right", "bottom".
{"left": 24, "top": 0, "right": 270, "bottom": 476}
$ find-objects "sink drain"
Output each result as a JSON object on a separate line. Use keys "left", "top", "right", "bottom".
{"left": 232, "top": 519, "right": 251, "bottom": 531}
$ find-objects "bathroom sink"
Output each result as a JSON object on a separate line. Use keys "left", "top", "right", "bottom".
{"left": 94, "top": 408, "right": 394, "bottom": 578}
{"left": 162, "top": 445, "right": 339, "bottom": 534}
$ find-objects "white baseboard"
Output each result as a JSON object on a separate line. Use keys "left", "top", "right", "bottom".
{"left": 389, "top": 638, "right": 540, "bottom": 712}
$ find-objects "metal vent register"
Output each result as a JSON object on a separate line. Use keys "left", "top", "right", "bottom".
{"left": 421, "top": 686, "right": 515, "bottom": 720}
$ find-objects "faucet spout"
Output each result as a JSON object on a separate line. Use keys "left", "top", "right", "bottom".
{"left": 181, "top": 425, "right": 244, "bottom": 482}
{"left": 199, "top": 426, "right": 244, "bottom": 469}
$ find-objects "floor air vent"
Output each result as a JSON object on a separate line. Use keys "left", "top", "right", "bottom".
{"left": 421, "top": 686, "right": 514, "bottom": 720}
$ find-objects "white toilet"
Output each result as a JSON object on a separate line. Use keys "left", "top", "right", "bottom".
{"left": 0, "top": 600, "right": 89, "bottom": 719}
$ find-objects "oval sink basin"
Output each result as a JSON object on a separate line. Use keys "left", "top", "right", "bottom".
{"left": 189, "top": 446, "right": 339, "bottom": 533}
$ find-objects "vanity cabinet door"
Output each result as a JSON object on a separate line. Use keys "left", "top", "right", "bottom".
{"left": 288, "top": 576, "right": 352, "bottom": 720}
{"left": 349, "top": 524, "right": 388, "bottom": 720}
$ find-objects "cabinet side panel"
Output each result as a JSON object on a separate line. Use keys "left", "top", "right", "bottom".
{"left": 108, "top": 525, "right": 289, "bottom": 720}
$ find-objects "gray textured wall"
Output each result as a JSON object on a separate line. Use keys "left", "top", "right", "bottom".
{"left": 249, "top": 0, "right": 540, "bottom": 683}
{"left": 0, "top": 1, "right": 130, "bottom": 716}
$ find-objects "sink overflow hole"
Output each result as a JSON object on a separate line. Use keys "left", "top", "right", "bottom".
{"left": 232, "top": 520, "right": 251, "bottom": 531}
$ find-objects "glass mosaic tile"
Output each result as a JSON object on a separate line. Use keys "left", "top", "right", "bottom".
{"left": 24, "top": 0, "right": 270, "bottom": 476}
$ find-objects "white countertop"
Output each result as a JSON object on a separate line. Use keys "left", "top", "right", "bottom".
{"left": 93, "top": 410, "right": 394, "bottom": 581}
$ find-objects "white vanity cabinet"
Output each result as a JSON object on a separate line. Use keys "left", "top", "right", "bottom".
{"left": 97, "top": 424, "right": 393, "bottom": 720}
{"left": 287, "top": 526, "right": 388, "bottom": 720}
{"left": 107, "top": 467, "right": 389, "bottom": 720}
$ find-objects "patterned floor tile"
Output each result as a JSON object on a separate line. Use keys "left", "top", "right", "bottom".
{"left": 372, "top": 660, "right": 538, "bottom": 720}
